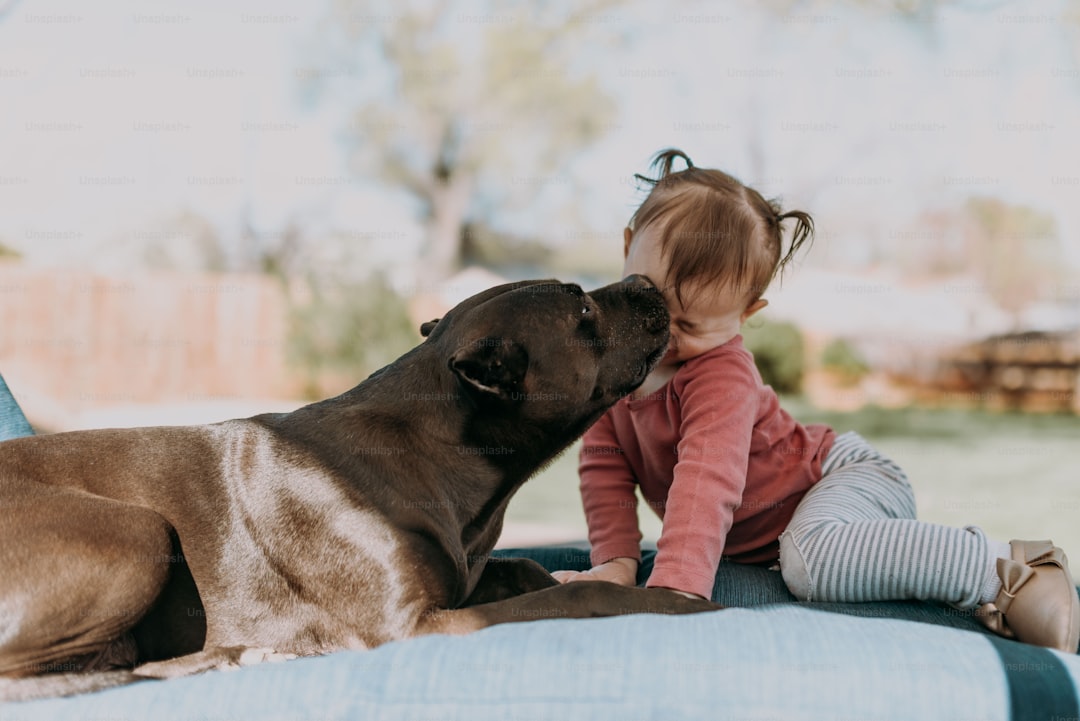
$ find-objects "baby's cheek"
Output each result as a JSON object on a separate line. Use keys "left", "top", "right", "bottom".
{"left": 677, "top": 337, "right": 713, "bottom": 361}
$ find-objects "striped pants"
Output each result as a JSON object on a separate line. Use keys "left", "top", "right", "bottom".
{"left": 778, "top": 431, "right": 989, "bottom": 609}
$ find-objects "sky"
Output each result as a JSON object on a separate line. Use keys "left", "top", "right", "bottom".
{"left": 1, "top": 0, "right": 1079, "bottom": 279}
{"left": 2, "top": 0, "right": 1076, "bottom": 554}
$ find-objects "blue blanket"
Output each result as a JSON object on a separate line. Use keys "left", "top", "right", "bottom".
{"left": 2, "top": 374, "right": 1078, "bottom": 720}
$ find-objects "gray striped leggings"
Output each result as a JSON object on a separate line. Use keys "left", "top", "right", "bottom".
{"left": 778, "top": 431, "right": 989, "bottom": 609}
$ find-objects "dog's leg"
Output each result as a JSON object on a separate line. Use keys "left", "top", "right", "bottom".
{"left": 462, "top": 557, "right": 560, "bottom": 605}
{"left": 133, "top": 646, "right": 297, "bottom": 679}
{"left": 0, "top": 485, "right": 174, "bottom": 677}
{"left": 418, "top": 580, "right": 721, "bottom": 636}
{"left": 0, "top": 670, "right": 146, "bottom": 702}
{"left": 130, "top": 540, "right": 207, "bottom": 663}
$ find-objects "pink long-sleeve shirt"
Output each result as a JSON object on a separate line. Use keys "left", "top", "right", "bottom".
{"left": 579, "top": 335, "right": 836, "bottom": 598}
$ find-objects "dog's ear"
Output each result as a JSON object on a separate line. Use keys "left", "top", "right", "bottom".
{"left": 420, "top": 318, "right": 441, "bottom": 337}
{"left": 450, "top": 339, "right": 528, "bottom": 400}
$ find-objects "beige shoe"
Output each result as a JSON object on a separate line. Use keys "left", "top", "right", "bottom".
{"left": 976, "top": 540, "right": 1080, "bottom": 652}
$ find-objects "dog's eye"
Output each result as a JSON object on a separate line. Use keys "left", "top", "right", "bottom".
{"left": 581, "top": 305, "right": 590, "bottom": 315}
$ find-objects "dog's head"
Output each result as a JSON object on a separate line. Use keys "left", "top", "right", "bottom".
{"left": 421, "top": 275, "right": 669, "bottom": 460}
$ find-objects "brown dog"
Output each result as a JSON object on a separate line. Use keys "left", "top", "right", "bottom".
{"left": 0, "top": 275, "right": 718, "bottom": 699}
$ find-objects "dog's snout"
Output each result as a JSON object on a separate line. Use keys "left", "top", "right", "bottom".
{"left": 622, "top": 274, "right": 658, "bottom": 292}
{"left": 644, "top": 307, "right": 669, "bottom": 335}
{"left": 619, "top": 275, "right": 668, "bottom": 334}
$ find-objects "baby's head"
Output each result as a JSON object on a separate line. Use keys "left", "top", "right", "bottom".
{"left": 623, "top": 149, "right": 814, "bottom": 364}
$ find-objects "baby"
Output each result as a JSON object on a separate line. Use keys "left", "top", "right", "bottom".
{"left": 552, "top": 149, "right": 1079, "bottom": 652}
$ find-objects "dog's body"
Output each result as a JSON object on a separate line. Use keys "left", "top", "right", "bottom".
{"left": 0, "top": 276, "right": 718, "bottom": 699}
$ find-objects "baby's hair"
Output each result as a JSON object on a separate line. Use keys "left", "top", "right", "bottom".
{"left": 629, "top": 148, "right": 814, "bottom": 308}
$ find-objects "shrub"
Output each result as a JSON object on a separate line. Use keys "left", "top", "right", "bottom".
{"left": 287, "top": 274, "right": 418, "bottom": 399}
{"left": 0, "top": 240, "right": 20, "bottom": 259}
{"left": 742, "top": 320, "right": 805, "bottom": 394}
{"left": 820, "top": 338, "right": 870, "bottom": 385}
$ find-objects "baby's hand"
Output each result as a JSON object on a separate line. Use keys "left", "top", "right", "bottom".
{"left": 551, "top": 557, "right": 639, "bottom": 587}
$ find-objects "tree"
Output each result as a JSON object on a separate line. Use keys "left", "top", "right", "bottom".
{"left": 140, "top": 210, "right": 227, "bottom": 272}
{"left": 0, "top": 239, "right": 20, "bottom": 259}
{"left": 963, "top": 196, "right": 1066, "bottom": 325}
{"left": 312, "top": 0, "right": 622, "bottom": 285}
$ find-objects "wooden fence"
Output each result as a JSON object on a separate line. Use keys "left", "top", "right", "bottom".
{"left": 0, "top": 262, "right": 299, "bottom": 418}
{"left": 934, "top": 330, "right": 1080, "bottom": 413}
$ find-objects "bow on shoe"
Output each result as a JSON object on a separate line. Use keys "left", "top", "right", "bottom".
{"left": 1018, "top": 540, "right": 1066, "bottom": 569}
{"left": 975, "top": 540, "right": 1064, "bottom": 638}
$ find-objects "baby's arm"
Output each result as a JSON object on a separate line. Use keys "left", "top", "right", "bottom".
{"left": 551, "top": 412, "right": 644, "bottom": 584}
{"left": 645, "top": 359, "right": 759, "bottom": 599}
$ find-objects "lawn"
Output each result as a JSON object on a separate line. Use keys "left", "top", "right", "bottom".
{"left": 503, "top": 402, "right": 1080, "bottom": 560}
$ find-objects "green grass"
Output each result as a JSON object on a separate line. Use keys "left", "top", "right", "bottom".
{"left": 506, "top": 401, "right": 1080, "bottom": 556}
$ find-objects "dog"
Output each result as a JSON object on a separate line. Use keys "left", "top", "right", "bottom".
{"left": 0, "top": 275, "right": 719, "bottom": 700}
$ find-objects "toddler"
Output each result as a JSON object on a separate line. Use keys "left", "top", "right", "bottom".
{"left": 552, "top": 149, "right": 1080, "bottom": 652}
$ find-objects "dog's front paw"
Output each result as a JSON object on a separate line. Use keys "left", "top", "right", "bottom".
{"left": 233, "top": 647, "right": 297, "bottom": 668}
{"left": 134, "top": 646, "right": 297, "bottom": 679}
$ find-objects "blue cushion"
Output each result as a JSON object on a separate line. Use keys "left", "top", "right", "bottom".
{"left": 12, "top": 606, "right": 1080, "bottom": 720}
{"left": 0, "top": 374, "right": 33, "bottom": 440}
{"left": 494, "top": 546, "right": 1004, "bottom": 637}
{"left": 4, "top": 376, "right": 1080, "bottom": 719}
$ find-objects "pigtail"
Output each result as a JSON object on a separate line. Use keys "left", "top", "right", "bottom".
{"left": 633, "top": 148, "right": 694, "bottom": 189}
{"left": 774, "top": 209, "right": 815, "bottom": 278}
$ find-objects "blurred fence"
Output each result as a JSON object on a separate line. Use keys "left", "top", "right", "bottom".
{"left": 933, "top": 330, "right": 1080, "bottom": 414}
{"left": 0, "top": 262, "right": 298, "bottom": 414}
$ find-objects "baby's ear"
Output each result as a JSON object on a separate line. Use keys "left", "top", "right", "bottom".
{"left": 741, "top": 299, "right": 768, "bottom": 324}
{"left": 623, "top": 227, "right": 633, "bottom": 258}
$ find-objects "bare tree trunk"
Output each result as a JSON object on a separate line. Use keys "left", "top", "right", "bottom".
{"left": 418, "top": 174, "right": 473, "bottom": 289}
